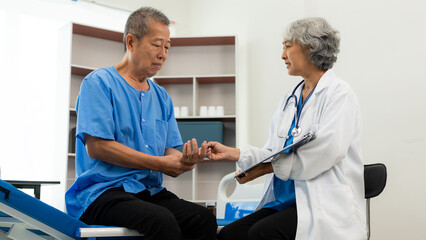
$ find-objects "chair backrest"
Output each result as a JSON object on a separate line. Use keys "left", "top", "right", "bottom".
{"left": 364, "top": 163, "right": 387, "bottom": 199}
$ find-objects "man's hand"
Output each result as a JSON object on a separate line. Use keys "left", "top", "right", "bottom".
{"left": 162, "top": 148, "right": 195, "bottom": 177}
{"left": 181, "top": 138, "right": 207, "bottom": 165}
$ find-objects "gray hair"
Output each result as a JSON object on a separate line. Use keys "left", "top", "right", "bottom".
{"left": 123, "top": 7, "right": 170, "bottom": 51}
{"left": 285, "top": 17, "right": 340, "bottom": 70}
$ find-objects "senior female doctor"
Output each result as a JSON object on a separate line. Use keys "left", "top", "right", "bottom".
{"left": 207, "top": 17, "right": 367, "bottom": 240}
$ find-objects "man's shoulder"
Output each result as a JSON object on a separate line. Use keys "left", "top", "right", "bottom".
{"left": 86, "top": 66, "right": 116, "bottom": 79}
{"left": 82, "top": 66, "right": 120, "bottom": 89}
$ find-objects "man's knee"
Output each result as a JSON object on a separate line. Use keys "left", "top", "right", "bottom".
{"left": 199, "top": 206, "right": 217, "bottom": 227}
{"left": 217, "top": 224, "right": 241, "bottom": 240}
{"left": 182, "top": 205, "right": 217, "bottom": 239}
{"left": 132, "top": 207, "right": 181, "bottom": 238}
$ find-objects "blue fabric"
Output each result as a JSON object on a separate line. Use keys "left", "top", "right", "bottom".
{"left": 217, "top": 202, "right": 258, "bottom": 226}
{"left": 263, "top": 86, "right": 312, "bottom": 211}
{"left": 262, "top": 121, "right": 296, "bottom": 211}
{"left": 224, "top": 202, "right": 259, "bottom": 220}
{"left": 65, "top": 66, "right": 183, "bottom": 219}
{"left": 216, "top": 218, "right": 236, "bottom": 226}
{"left": 0, "top": 180, "right": 88, "bottom": 239}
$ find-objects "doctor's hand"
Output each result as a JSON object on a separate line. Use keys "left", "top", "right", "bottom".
{"left": 206, "top": 141, "right": 240, "bottom": 162}
{"left": 162, "top": 148, "right": 195, "bottom": 177}
{"left": 181, "top": 138, "right": 207, "bottom": 165}
{"left": 235, "top": 163, "right": 273, "bottom": 184}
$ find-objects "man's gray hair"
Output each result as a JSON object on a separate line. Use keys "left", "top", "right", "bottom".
{"left": 285, "top": 17, "right": 340, "bottom": 70}
{"left": 123, "top": 7, "right": 170, "bottom": 50}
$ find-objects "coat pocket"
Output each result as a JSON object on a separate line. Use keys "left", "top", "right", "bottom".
{"left": 317, "top": 184, "right": 356, "bottom": 227}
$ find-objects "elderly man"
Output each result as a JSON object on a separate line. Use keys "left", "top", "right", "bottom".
{"left": 66, "top": 7, "right": 216, "bottom": 240}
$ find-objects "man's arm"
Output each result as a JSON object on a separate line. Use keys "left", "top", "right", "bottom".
{"left": 85, "top": 134, "right": 194, "bottom": 177}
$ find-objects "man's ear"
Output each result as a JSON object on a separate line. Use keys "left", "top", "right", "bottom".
{"left": 125, "top": 34, "right": 137, "bottom": 51}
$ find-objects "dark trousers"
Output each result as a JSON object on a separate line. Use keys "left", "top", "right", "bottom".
{"left": 218, "top": 204, "right": 297, "bottom": 240}
{"left": 80, "top": 187, "right": 217, "bottom": 240}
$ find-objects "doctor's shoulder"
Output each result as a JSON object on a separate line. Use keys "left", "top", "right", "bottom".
{"left": 324, "top": 78, "right": 361, "bottom": 111}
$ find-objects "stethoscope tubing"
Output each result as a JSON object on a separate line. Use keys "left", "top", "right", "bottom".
{"left": 283, "top": 80, "right": 305, "bottom": 109}
{"left": 281, "top": 80, "right": 317, "bottom": 139}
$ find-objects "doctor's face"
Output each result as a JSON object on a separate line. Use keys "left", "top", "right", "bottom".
{"left": 281, "top": 39, "right": 311, "bottom": 77}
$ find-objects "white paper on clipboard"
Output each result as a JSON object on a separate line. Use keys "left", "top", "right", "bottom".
{"left": 234, "top": 132, "right": 316, "bottom": 178}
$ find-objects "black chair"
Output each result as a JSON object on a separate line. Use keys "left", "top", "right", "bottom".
{"left": 364, "top": 163, "right": 387, "bottom": 240}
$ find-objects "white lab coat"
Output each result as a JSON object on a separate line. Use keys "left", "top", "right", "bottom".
{"left": 238, "top": 69, "right": 367, "bottom": 240}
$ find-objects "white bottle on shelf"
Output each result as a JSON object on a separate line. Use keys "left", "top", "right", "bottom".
{"left": 208, "top": 106, "right": 216, "bottom": 116}
{"left": 169, "top": 20, "right": 176, "bottom": 37}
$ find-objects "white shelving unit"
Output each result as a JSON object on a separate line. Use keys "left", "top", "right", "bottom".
{"left": 67, "top": 23, "right": 237, "bottom": 202}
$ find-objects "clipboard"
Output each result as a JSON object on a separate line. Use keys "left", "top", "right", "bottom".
{"left": 234, "top": 132, "right": 316, "bottom": 178}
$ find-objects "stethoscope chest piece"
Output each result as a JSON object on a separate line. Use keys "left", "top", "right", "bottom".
{"left": 291, "top": 126, "right": 302, "bottom": 137}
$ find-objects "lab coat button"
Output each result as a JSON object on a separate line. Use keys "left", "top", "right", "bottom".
{"left": 142, "top": 93, "right": 145, "bottom": 96}
{"left": 142, "top": 118, "right": 145, "bottom": 122}
{"left": 145, "top": 144, "right": 149, "bottom": 148}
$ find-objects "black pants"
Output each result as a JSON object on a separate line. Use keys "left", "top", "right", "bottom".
{"left": 217, "top": 204, "right": 297, "bottom": 240}
{"left": 80, "top": 187, "right": 217, "bottom": 240}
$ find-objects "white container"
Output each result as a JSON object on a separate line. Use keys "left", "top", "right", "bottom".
{"left": 169, "top": 20, "right": 176, "bottom": 37}
{"left": 216, "top": 106, "right": 225, "bottom": 116}
{"left": 180, "top": 106, "right": 189, "bottom": 117}
{"left": 174, "top": 106, "right": 180, "bottom": 118}
{"left": 199, "top": 106, "right": 208, "bottom": 116}
{"left": 208, "top": 106, "right": 216, "bottom": 116}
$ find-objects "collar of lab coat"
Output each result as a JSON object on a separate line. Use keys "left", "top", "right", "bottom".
{"left": 312, "top": 69, "right": 335, "bottom": 95}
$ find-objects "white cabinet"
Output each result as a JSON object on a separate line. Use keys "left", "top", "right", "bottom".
{"left": 68, "top": 23, "right": 237, "bottom": 202}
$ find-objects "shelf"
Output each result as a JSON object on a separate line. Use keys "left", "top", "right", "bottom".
{"left": 73, "top": 23, "right": 123, "bottom": 42}
{"left": 197, "top": 76, "right": 235, "bottom": 84}
{"left": 71, "top": 65, "right": 96, "bottom": 76}
{"left": 73, "top": 24, "right": 234, "bottom": 47}
{"left": 70, "top": 108, "right": 76, "bottom": 116}
{"left": 177, "top": 116, "right": 236, "bottom": 122}
{"left": 171, "top": 36, "right": 235, "bottom": 46}
{"left": 68, "top": 23, "right": 237, "bottom": 202}
{"left": 154, "top": 75, "right": 235, "bottom": 85}
{"left": 154, "top": 77, "right": 193, "bottom": 85}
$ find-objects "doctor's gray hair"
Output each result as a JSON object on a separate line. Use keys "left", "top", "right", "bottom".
{"left": 123, "top": 7, "right": 170, "bottom": 51}
{"left": 285, "top": 17, "right": 340, "bottom": 70}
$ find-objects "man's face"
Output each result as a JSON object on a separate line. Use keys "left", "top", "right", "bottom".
{"left": 130, "top": 20, "right": 171, "bottom": 79}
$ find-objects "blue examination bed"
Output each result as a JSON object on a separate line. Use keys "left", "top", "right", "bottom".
{"left": 0, "top": 179, "right": 143, "bottom": 239}
{"left": 0, "top": 176, "right": 259, "bottom": 239}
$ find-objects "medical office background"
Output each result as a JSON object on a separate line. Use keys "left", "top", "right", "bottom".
{"left": 0, "top": 0, "right": 425, "bottom": 239}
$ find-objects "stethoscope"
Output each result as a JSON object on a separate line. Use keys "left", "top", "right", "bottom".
{"left": 278, "top": 80, "right": 317, "bottom": 139}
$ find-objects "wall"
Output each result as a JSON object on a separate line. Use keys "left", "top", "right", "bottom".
{"left": 314, "top": 1, "right": 426, "bottom": 239}
{"left": 1, "top": 0, "right": 425, "bottom": 239}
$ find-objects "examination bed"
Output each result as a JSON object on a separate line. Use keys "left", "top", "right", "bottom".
{"left": 0, "top": 173, "right": 262, "bottom": 239}
{"left": 0, "top": 179, "right": 143, "bottom": 239}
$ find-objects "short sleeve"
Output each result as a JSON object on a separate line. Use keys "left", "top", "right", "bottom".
{"left": 76, "top": 73, "right": 115, "bottom": 144}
